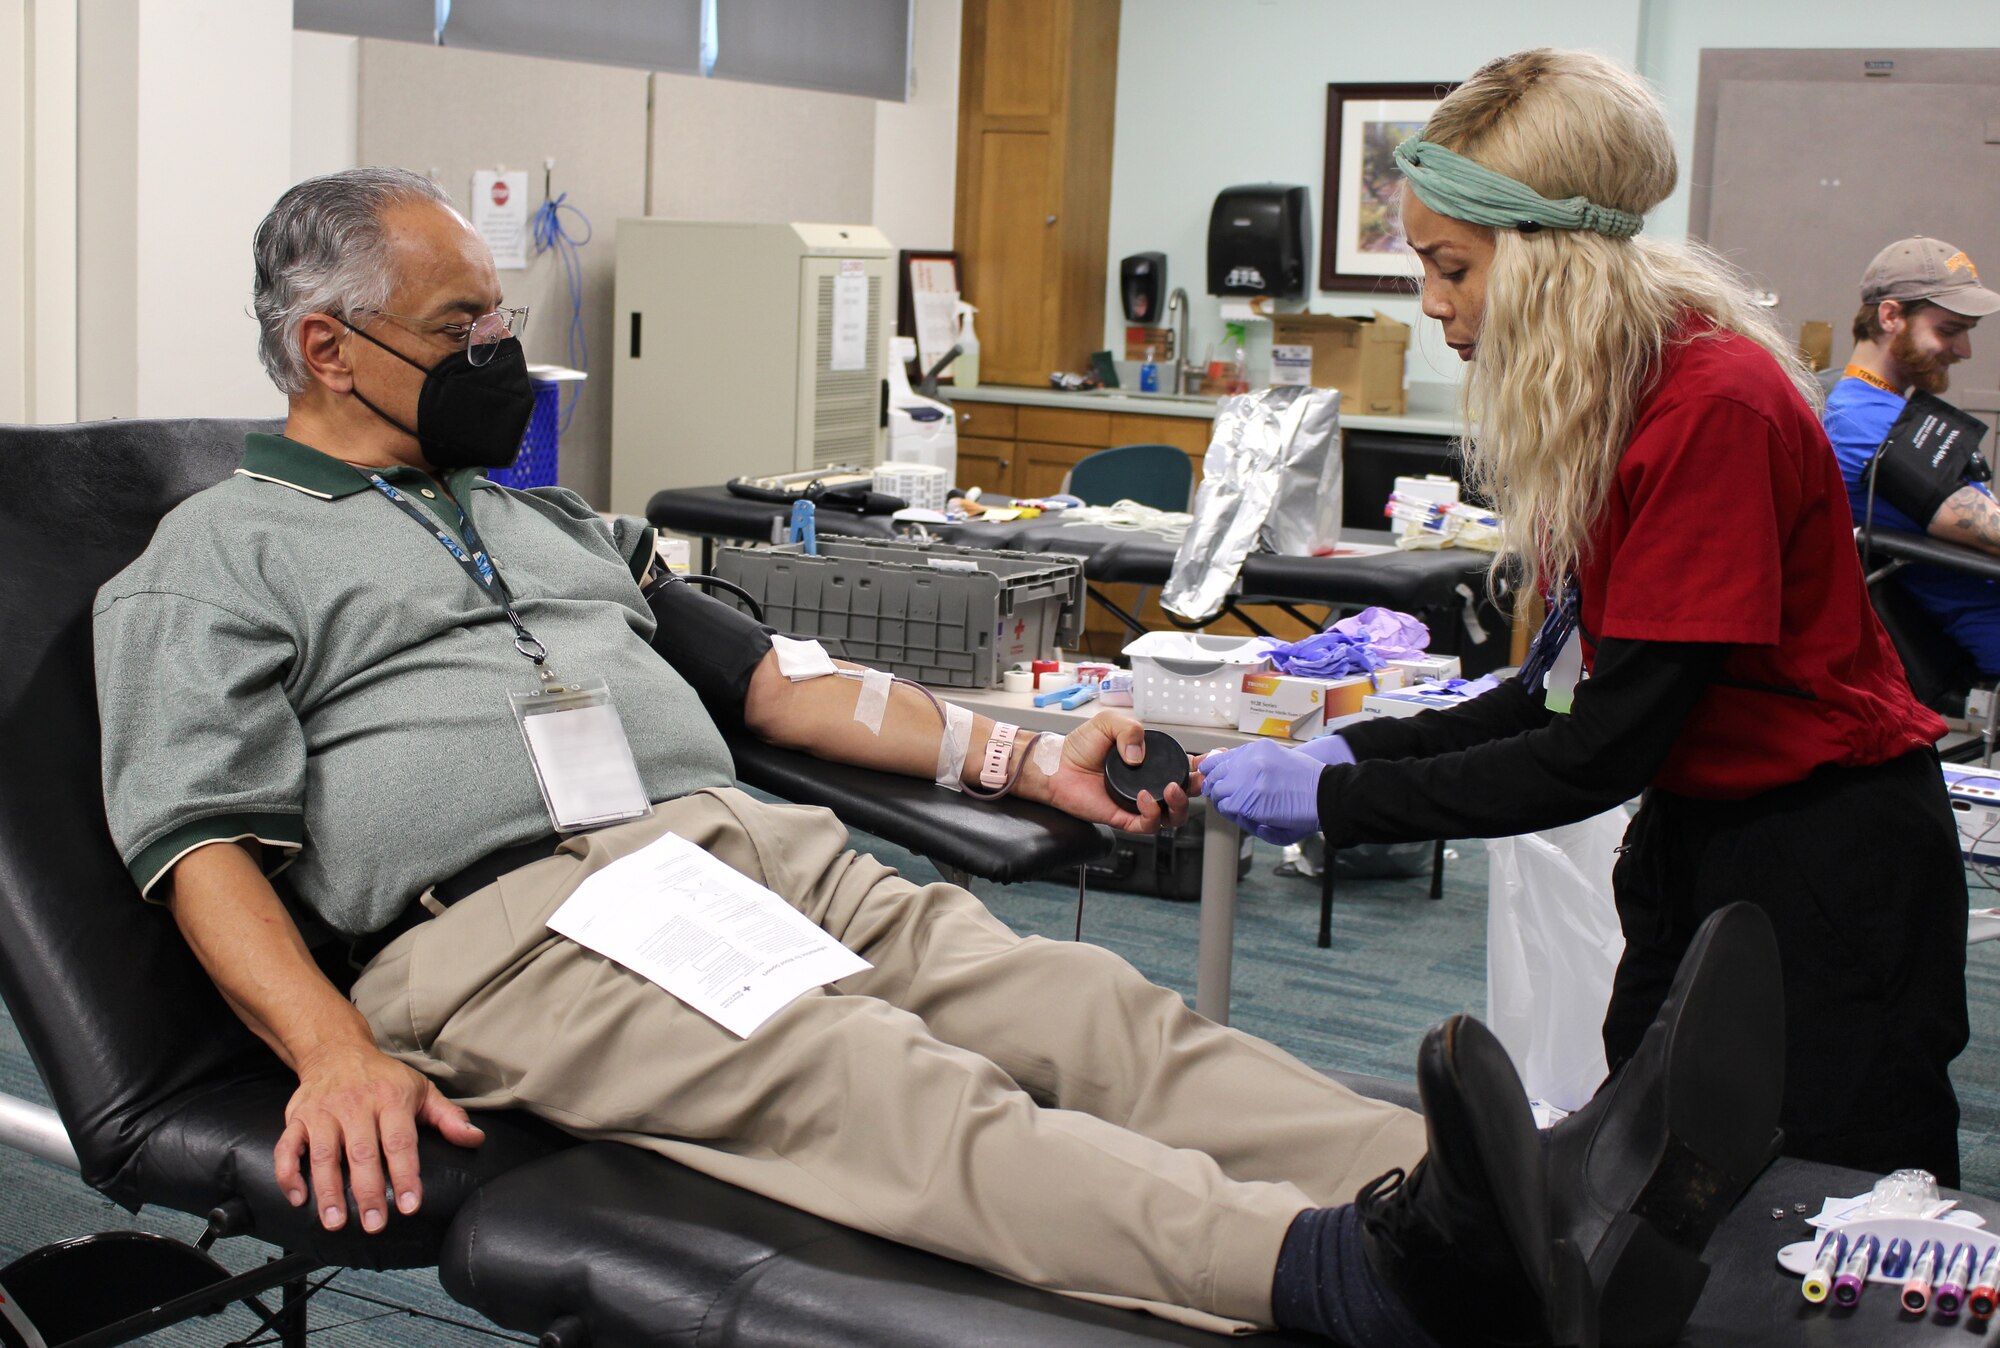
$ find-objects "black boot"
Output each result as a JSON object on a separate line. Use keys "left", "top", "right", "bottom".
{"left": 1357, "top": 1014, "right": 1593, "bottom": 1347}
{"left": 1545, "top": 902, "right": 1785, "bottom": 1348}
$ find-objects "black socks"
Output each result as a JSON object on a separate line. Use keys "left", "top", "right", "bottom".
{"left": 1271, "top": 1205, "right": 1443, "bottom": 1348}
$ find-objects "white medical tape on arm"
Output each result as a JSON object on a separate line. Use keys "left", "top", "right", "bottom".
{"left": 770, "top": 633, "right": 838, "bottom": 681}
{"left": 934, "top": 702, "right": 974, "bottom": 792}
{"left": 853, "top": 668, "right": 893, "bottom": 734}
{"left": 1033, "top": 731, "right": 1065, "bottom": 777}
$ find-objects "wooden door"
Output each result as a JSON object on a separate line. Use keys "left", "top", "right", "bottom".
{"left": 955, "top": 0, "right": 1119, "bottom": 388}
{"left": 969, "top": 130, "right": 1059, "bottom": 383}
{"left": 1694, "top": 50, "right": 2000, "bottom": 425}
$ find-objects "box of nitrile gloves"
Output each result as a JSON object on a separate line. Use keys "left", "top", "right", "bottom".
{"left": 1238, "top": 669, "right": 1409, "bottom": 739}
{"left": 1361, "top": 675, "right": 1500, "bottom": 720}
{"left": 1943, "top": 764, "right": 2000, "bottom": 864}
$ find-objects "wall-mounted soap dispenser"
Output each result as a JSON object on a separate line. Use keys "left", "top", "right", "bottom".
{"left": 1120, "top": 252, "right": 1168, "bottom": 322}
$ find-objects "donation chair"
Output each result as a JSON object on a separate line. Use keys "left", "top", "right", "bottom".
{"left": 14, "top": 419, "right": 1951, "bottom": 1346}
{"left": 0, "top": 415, "right": 1336, "bottom": 1346}
{"left": 1854, "top": 524, "right": 2000, "bottom": 762}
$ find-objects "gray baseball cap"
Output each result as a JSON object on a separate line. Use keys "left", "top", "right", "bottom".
{"left": 1861, "top": 237, "right": 2000, "bottom": 318}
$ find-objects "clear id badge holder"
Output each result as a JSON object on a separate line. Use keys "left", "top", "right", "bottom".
{"left": 509, "top": 677, "right": 654, "bottom": 834}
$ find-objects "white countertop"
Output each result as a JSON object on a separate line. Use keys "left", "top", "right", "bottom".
{"left": 942, "top": 384, "right": 1462, "bottom": 439}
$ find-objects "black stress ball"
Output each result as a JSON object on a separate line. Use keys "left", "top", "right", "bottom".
{"left": 1103, "top": 729, "right": 1191, "bottom": 813}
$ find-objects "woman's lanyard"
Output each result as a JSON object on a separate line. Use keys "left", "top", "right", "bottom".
{"left": 364, "top": 473, "right": 550, "bottom": 667}
{"left": 1519, "top": 577, "right": 1584, "bottom": 712}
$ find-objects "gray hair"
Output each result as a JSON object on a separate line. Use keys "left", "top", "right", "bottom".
{"left": 252, "top": 167, "right": 452, "bottom": 395}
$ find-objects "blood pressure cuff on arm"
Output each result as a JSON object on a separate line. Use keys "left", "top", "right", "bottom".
{"left": 1867, "top": 390, "right": 1992, "bottom": 527}
{"left": 643, "top": 574, "right": 775, "bottom": 731}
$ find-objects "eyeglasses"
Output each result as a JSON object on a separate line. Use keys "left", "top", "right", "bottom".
{"left": 347, "top": 305, "right": 530, "bottom": 366}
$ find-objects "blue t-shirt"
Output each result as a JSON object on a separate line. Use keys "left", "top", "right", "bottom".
{"left": 1825, "top": 376, "right": 2000, "bottom": 672}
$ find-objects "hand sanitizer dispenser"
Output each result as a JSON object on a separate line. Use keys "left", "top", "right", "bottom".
{"left": 1207, "top": 185, "right": 1313, "bottom": 300}
{"left": 887, "top": 335, "right": 958, "bottom": 486}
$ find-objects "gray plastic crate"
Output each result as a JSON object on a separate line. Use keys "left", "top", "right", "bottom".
{"left": 713, "top": 537, "right": 1086, "bottom": 687}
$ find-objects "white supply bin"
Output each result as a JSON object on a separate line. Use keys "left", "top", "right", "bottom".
{"left": 1122, "top": 632, "right": 1277, "bottom": 729}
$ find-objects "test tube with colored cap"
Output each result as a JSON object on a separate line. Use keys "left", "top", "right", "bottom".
{"left": 1903, "top": 1240, "right": 1943, "bottom": 1313}
{"left": 1938, "top": 1242, "right": 1978, "bottom": 1316}
{"left": 1832, "top": 1233, "right": 1880, "bottom": 1307}
{"left": 1969, "top": 1244, "right": 2000, "bottom": 1319}
{"left": 1802, "top": 1230, "right": 1848, "bottom": 1304}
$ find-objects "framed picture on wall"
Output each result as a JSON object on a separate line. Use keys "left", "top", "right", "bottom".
{"left": 896, "top": 249, "right": 961, "bottom": 383}
{"left": 1320, "top": 82, "right": 1456, "bottom": 292}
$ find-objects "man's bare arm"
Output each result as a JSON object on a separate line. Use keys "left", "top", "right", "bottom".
{"left": 1929, "top": 485, "right": 2000, "bottom": 557}
{"left": 739, "top": 651, "right": 1197, "bottom": 832}
{"left": 167, "top": 842, "right": 483, "bottom": 1234}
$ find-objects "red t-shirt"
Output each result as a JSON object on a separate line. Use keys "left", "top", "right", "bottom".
{"left": 1575, "top": 321, "right": 1944, "bottom": 798}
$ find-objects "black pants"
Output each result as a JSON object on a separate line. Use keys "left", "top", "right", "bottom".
{"left": 1602, "top": 747, "right": 1969, "bottom": 1185}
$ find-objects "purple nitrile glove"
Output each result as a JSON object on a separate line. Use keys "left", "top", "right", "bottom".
{"left": 1201, "top": 740, "right": 1326, "bottom": 846}
{"left": 1298, "top": 733, "right": 1356, "bottom": 768}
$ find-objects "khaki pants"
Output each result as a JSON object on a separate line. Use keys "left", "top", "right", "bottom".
{"left": 351, "top": 788, "right": 1425, "bottom": 1329}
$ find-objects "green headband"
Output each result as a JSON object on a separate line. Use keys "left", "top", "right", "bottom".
{"left": 1392, "top": 138, "right": 1643, "bottom": 239}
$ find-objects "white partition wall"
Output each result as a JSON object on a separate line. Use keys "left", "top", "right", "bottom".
{"left": 74, "top": 0, "right": 291, "bottom": 421}
{"left": 1, "top": 0, "right": 77, "bottom": 425}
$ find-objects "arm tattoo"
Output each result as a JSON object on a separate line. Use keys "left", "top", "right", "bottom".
{"left": 1932, "top": 486, "right": 2000, "bottom": 556}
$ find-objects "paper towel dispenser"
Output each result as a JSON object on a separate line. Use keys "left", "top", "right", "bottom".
{"left": 1207, "top": 185, "right": 1312, "bottom": 301}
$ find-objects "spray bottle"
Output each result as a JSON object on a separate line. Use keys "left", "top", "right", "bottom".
{"left": 1207, "top": 322, "right": 1249, "bottom": 395}
{"left": 953, "top": 301, "right": 981, "bottom": 389}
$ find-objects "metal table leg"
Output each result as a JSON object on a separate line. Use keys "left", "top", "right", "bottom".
{"left": 1196, "top": 805, "right": 1240, "bottom": 1024}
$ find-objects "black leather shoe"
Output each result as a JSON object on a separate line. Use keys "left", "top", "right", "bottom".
{"left": 1546, "top": 902, "right": 1785, "bottom": 1348}
{"left": 1359, "top": 1014, "right": 1593, "bottom": 1347}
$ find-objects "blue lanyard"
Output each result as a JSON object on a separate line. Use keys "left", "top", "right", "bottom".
{"left": 366, "top": 473, "right": 548, "bottom": 664}
{"left": 1517, "top": 577, "right": 1579, "bottom": 692}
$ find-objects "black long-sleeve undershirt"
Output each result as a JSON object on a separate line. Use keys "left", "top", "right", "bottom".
{"left": 1319, "top": 638, "right": 1728, "bottom": 848}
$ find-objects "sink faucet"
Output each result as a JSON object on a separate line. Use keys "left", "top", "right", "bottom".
{"left": 1164, "top": 287, "right": 1200, "bottom": 396}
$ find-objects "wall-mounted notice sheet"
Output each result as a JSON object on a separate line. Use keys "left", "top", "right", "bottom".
{"left": 547, "top": 831, "right": 870, "bottom": 1038}
{"left": 471, "top": 170, "right": 530, "bottom": 270}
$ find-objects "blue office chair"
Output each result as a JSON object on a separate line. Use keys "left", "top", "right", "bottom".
{"left": 1061, "top": 443, "right": 1194, "bottom": 513}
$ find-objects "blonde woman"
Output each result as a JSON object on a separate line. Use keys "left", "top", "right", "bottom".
{"left": 1207, "top": 49, "right": 1966, "bottom": 1190}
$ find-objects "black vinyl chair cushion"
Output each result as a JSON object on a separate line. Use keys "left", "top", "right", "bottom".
{"left": 443, "top": 1142, "right": 1312, "bottom": 1347}
{"left": 443, "top": 1072, "right": 1413, "bottom": 1346}
{"left": 726, "top": 734, "right": 1109, "bottom": 883}
{"left": 446, "top": 1064, "right": 1416, "bottom": 1336}
{"left": 1858, "top": 527, "right": 1993, "bottom": 709}
{"left": 134, "top": 1075, "right": 571, "bottom": 1271}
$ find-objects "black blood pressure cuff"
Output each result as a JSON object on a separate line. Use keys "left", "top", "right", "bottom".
{"left": 1867, "top": 390, "right": 1993, "bottom": 527}
{"left": 643, "top": 574, "right": 775, "bottom": 731}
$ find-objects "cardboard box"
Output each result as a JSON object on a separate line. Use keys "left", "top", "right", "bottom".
{"left": 1384, "top": 654, "right": 1462, "bottom": 683}
{"left": 1269, "top": 311, "right": 1410, "bottom": 416}
{"left": 1238, "top": 669, "right": 1409, "bottom": 739}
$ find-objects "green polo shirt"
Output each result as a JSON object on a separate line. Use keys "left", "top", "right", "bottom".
{"left": 94, "top": 433, "right": 735, "bottom": 937}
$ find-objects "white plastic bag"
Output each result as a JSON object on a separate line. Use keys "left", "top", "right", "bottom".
{"left": 1485, "top": 807, "right": 1629, "bottom": 1111}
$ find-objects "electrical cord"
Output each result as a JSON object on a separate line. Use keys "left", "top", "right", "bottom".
{"left": 531, "top": 191, "right": 593, "bottom": 433}
{"left": 1059, "top": 499, "right": 1192, "bottom": 542}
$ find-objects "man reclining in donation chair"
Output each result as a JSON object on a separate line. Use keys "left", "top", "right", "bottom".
{"left": 94, "top": 166, "right": 1787, "bottom": 1348}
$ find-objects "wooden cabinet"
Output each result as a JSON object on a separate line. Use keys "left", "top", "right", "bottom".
{"left": 949, "top": 400, "right": 1206, "bottom": 501}
{"left": 954, "top": 0, "right": 1120, "bottom": 386}
{"left": 956, "top": 437, "right": 1015, "bottom": 495}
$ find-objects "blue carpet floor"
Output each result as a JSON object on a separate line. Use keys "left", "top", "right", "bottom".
{"left": 5, "top": 828, "right": 1998, "bottom": 1345}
